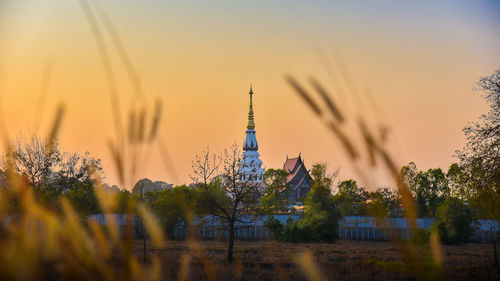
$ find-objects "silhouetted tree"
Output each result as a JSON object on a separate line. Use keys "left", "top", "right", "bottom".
{"left": 6, "top": 133, "right": 103, "bottom": 214}
{"left": 10, "top": 134, "right": 61, "bottom": 195}
{"left": 401, "top": 163, "right": 449, "bottom": 217}
{"left": 192, "top": 145, "right": 262, "bottom": 262}
{"left": 456, "top": 70, "right": 500, "bottom": 269}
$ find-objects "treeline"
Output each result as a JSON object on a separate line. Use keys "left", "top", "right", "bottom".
{"left": 264, "top": 162, "right": 479, "bottom": 246}
{"left": 0, "top": 135, "right": 493, "bottom": 247}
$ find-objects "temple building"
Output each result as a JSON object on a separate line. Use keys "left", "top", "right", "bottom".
{"left": 240, "top": 86, "right": 265, "bottom": 182}
{"left": 283, "top": 154, "right": 313, "bottom": 204}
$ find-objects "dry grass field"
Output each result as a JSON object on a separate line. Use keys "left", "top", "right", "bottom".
{"left": 125, "top": 240, "right": 499, "bottom": 281}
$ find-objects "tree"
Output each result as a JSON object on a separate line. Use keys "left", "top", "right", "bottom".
{"left": 433, "top": 197, "right": 474, "bottom": 245}
{"left": 7, "top": 134, "right": 104, "bottom": 213}
{"left": 53, "top": 152, "right": 102, "bottom": 194}
{"left": 132, "top": 178, "right": 171, "bottom": 196}
{"left": 281, "top": 163, "right": 341, "bottom": 243}
{"left": 366, "top": 187, "right": 403, "bottom": 218}
{"left": 65, "top": 182, "right": 100, "bottom": 216}
{"left": 263, "top": 216, "right": 284, "bottom": 239}
{"left": 401, "top": 163, "right": 449, "bottom": 217}
{"left": 446, "top": 163, "right": 472, "bottom": 201}
{"left": 456, "top": 70, "right": 500, "bottom": 269}
{"left": 147, "top": 185, "right": 196, "bottom": 239}
{"left": 336, "top": 179, "right": 368, "bottom": 216}
{"left": 303, "top": 164, "right": 336, "bottom": 215}
{"left": 192, "top": 145, "right": 262, "bottom": 262}
{"left": 416, "top": 168, "right": 449, "bottom": 217}
{"left": 11, "top": 134, "right": 61, "bottom": 194}
{"left": 261, "top": 168, "right": 289, "bottom": 214}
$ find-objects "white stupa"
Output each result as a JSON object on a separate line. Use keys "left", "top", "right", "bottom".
{"left": 240, "top": 86, "right": 265, "bottom": 182}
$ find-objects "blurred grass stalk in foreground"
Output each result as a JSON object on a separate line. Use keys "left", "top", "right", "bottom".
{"left": 286, "top": 48, "right": 444, "bottom": 280}
{"left": 0, "top": 1, "right": 171, "bottom": 280}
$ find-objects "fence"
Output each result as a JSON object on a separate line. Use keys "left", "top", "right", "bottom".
{"left": 173, "top": 224, "right": 274, "bottom": 240}
{"left": 336, "top": 226, "right": 497, "bottom": 243}
{"left": 87, "top": 214, "right": 498, "bottom": 243}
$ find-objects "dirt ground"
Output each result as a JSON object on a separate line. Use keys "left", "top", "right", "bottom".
{"left": 127, "top": 240, "right": 499, "bottom": 281}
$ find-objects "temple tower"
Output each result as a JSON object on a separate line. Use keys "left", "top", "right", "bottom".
{"left": 240, "top": 86, "right": 265, "bottom": 182}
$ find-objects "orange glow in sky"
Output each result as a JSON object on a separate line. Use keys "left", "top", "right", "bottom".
{"left": 0, "top": 1, "right": 499, "bottom": 189}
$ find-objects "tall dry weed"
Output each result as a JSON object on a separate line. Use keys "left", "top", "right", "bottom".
{"left": 0, "top": 1, "right": 172, "bottom": 280}
{"left": 286, "top": 51, "right": 444, "bottom": 280}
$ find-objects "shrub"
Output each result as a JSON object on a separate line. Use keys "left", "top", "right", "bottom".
{"left": 264, "top": 216, "right": 283, "bottom": 239}
{"left": 299, "top": 210, "right": 340, "bottom": 243}
{"left": 433, "top": 197, "right": 474, "bottom": 245}
{"left": 280, "top": 217, "right": 311, "bottom": 243}
{"left": 411, "top": 229, "right": 430, "bottom": 244}
{"left": 279, "top": 163, "right": 342, "bottom": 243}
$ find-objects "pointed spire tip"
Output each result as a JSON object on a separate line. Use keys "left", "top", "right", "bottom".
{"left": 246, "top": 85, "right": 255, "bottom": 129}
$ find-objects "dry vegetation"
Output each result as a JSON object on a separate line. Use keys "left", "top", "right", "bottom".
{"left": 128, "top": 240, "right": 498, "bottom": 281}
{"left": 1, "top": 2, "right": 498, "bottom": 281}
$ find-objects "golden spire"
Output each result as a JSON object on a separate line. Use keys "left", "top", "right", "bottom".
{"left": 247, "top": 85, "right": 255, "bottom": 129}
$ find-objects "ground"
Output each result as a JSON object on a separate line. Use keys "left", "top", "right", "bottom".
{"left": 128, "top": 240, "right": 499, "bottom": 281}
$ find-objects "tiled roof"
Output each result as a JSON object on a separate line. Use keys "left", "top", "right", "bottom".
{"left": 283, "top": 155, "right": 308, "bottom": 185}
{"left": 283, "top": 157, "right": 300, "bottom": 173}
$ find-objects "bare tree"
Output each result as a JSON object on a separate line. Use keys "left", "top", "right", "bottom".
{"left": 456, "top": 70, "right": 500, "bottom": 270}
{"left": 7, "top": 134, "right": 103, "bottom": 198}
{"left": 191, "top": 144, "right": 262, "bottom": 262}
{"left": 11, "top": 133, "right": 60, "bottom": 194}
{"left": 55, "top": 151, "right": 102, "bottom": 192}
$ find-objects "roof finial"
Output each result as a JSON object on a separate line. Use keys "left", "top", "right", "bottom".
{"left": 247, "top": 85, "right": 255, "bottom": 129}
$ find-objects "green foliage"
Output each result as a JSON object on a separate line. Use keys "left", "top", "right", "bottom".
{"left": 194, "top": 178, "right": 232, "bottom": 217}
{"left": 298, "top": 209, "right": 340, "bottom": 243}
{"left": 64, "top": 183, "right": 100, "bottom": 216}
{"left": 132, "top": 178, "right": 172, "bottom": 196}
{"left": 5, "top": 134, "right": 105, "bottom": 216}
{"left": 115, "top": 189, "right": 134, "bottom": 213}
{"left": 366, "top": 187, "right": 403, "bottom": 218}
{"left": 446, "top": 163, "right": 472, "bottom": 201}
{"left": 401, "top": 163, "right": 449, "bottom": 217}
{"left": 411, "top": 229, "right": 430, "bottom": 244}
{"left": 280, "top": 217, "right": 310, "bottom": 242}
{"left": 147, "top": 185, "right": 196, "bottom": 238}
{"left": 280, "top": 163, "right": 341, "bottom": 243}
{"left": 262, "top": 169, "right": 289, "bottom": 214}
{"left": 433, "top": 197, "right": 474, "bottom": 245}
{"left": 336, "top": 179, "right": 368, "bottom": 216}
{"left": 263, "top": 216, "right": 283, "bottom": 239}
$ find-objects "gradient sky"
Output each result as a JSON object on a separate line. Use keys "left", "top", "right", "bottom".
{"left": 0, "top": 0, "right": 499, "bottom": 190}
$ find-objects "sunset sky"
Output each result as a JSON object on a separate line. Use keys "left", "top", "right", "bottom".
{"left": 0, "top": 0, "right": 499, "bottom": 190}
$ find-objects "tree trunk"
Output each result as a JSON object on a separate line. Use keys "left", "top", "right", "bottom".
{"left": 227, "top": 223, "right": 235, "bottom": 262}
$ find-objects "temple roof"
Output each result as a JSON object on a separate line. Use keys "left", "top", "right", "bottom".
{"left": 283, "top": 155, "right": 301, "bottom": 173}
{"left": 283, "top": 155, "right": 310, "bottom": 185}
